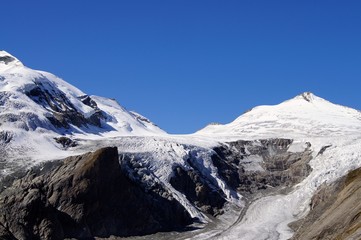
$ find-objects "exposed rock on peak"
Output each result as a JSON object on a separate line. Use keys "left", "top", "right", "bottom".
{"left": 300, "top": 92, "right": 315, "bottom": 102}
{"left": 289, "top": 92, "right": 323, "bottom": 103}
{"left": 0, "top": 51, "right": 24, "bottom": 68}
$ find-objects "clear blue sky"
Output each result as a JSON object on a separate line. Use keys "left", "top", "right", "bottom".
{"left": 2, "top": 1, "right": 361, "bottom": 133}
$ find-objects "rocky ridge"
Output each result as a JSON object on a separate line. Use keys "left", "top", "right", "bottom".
{"left": 0, "top": 138, "right": 315, "bottom": 239}
{"left": 0, "top": 147, "right": 192, "bottom": 239}
{"left": 211, "top": 139, "right": 313, "bottom": 195}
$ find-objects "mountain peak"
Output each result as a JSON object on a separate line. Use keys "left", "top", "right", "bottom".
{"left": 300, "top": 92, "right": 315, "bottom": 102}
{"left": 0, "top": 50, "right": 24, "bottom": 69}
{"left": 196, "top": 91, "right": 361, "bottom": 139}
{"left": 290, "top": 92, "right": 325, "bottom": 103}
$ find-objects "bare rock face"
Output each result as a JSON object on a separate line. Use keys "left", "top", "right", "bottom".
{"left": 0, "top": 55, "right": 17, "bottom": 65}
{"left": 0, "top": 147, "right": 192, "bottom": 239}
{"left": 170, "top": 165, "right": 226, "bottom": 216}
{"left": 54, "top": 136, "right": 77, "bottom": 148}
{"left": 212, "top": 139, "right": 313, "bottom": 195}
{"left": 26, "top": 85, "right": 104, "bottom": 129}
{"left": 78, "top": 95, "right": 105, "bottom": 127}
{"left": 167, "top": 138, "right": 313, "bottom": 220}
{"left": 291, "top": 167, "right": 361, "bottom": 240}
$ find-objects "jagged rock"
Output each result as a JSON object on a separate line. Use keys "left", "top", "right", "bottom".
{"left": 317, "top": 145, "right": 332, "bottom": 156}
{"left": 170, "top": 165, "right": 226, "bottom": 216}
{"left": 212, "top": 139, "right": 313, "bottom": 195}
{"left": 78, "top": 95, "right": 105, "bottom": 127}
{"left": 26, "top": 84, "right": 105, "bottom": 129}
{"left": 0, "top": 147, "right": 192, "bottom": 239}
{"left": 78, "top": 95, "right": 98, "bottom": 109}
{"left": 54, "top": 136, "right": 77, "bottom": 148}
{"left": 0, "top": 131, "right": 12, "bottom": 144}
{"left": 302, "top": 92, "right": 314, "bottom": 102}
{"left": 291, "top": 167, "right": 361, "bottom": 240}
{"left": 212, "top": 145, "right": 243, "bottom": 189}
{"left": 26, "top": 83, "right": 88, "bottom": 129}
{"left": 0, "top": 56, "right": 16, "bottom": 65}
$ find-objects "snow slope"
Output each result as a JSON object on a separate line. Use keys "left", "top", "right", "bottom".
{"left": 0, "top": 50, "right": 165, "bottom": 136}
{"left": 0, "top": 50, "right": 165, "bottom": 173}
{"left": 196, "top": 92, "right": 361, "bottom": 140}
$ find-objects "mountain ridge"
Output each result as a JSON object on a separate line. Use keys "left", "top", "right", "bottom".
{"left": 0, "top": 50, "right": 164, "bottom": 135}
{"left": 0, "top": 51, "right": 166, "bottom": 175}
{"left": 1, "top": 51, "right": 361, "bottom": 240}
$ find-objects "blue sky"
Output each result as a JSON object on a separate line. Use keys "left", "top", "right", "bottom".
{"left": 2, "top": 1, "right": 361, "bottom": 133}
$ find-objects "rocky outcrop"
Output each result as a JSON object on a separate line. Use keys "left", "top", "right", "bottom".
{"left": 0, "top": 138, "right": 316, "bottom": 239}
{"left": 78, "top": 95, "right": 105, "bottom": 127}
{"left": 0, "top": 55, "right": 16, "bottom": 65}
{"left": 26, "top": 84, "right": 104, "bottom": 129}
{"left": 54, "top": 136, "right": 77, "bottom": 148}
{"left": 212, "top": 139, "right": 313, "bottom": 195}
{"left": 291, "top": 167, "right": 361, "bottom": 240}
{"left": 168, "top": 139, "right": 313, "bottom": 219}
{"left": 0, "top": 147, "right": 192, "bottom": 239}
{"left": 0, "top": 131, "right": 12, "bottom": 144}
{"left": 170, "top": 165, "right": 226, "bottom": 216}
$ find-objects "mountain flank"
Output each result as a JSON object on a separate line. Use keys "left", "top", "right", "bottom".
{"left": 0, "top": 148, "right": 192, "bottom": 239}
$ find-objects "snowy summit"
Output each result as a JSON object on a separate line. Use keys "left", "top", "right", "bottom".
{"left": 196, "top": 91, "right": 361, "bottom": 140}
{"left": 0, "top": 50, "right": 24, "bottom": 72}
{"left": 0, "top": 51, "right": 165, "bottom": 165}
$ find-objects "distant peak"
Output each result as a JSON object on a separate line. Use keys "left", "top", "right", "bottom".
{"left": 0, "top": 50, "right": 24, "bottom": 68}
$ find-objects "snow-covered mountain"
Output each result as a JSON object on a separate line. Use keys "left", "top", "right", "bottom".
{"left": 1, "top": 50, "right": 361, "bottom": 240}
{"left": 0, "top": 50, "right": 165, "bottom": 171}
{"left": 196, "top": 91, "right": 361, "bottom": 140}
{"left": 193, "top": 93, "right": 361, "bottom": 239}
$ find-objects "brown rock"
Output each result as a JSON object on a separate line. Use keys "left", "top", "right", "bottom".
{"left": 0, "top": 147, "right": 192, "bottom": 239}
{"left": 291, "top": 167, "right": 361, "bottom": 240}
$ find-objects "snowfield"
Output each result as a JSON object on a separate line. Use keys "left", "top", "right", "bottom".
{"left": 1, "top": 50, "right": 361, "bottom": 239}
{"left": 196, "top": 92, "right": 361, "bottom": 140}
